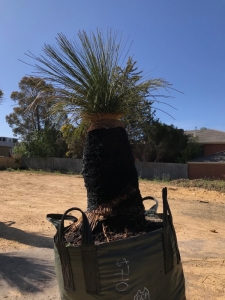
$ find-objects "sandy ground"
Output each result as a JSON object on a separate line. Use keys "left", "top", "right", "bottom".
{"left": 0, "top": 171, "right": 225, "bottom": 299}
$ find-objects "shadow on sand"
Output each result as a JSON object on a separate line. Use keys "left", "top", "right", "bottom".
{"left": 0, "top": 250, "right": 56, "bottom": 293}
{"left": 0, "top": 221, "right": 53, "bottom": 249}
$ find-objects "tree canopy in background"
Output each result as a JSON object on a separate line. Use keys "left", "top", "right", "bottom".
{"left": 6, "top": 76, "right": 67, "bottom": 157}
{"left": 140, "top": 121, "right": 189, "bottom": 163}
{"left": 13, "top": 127, "right": 67, "bottom": 158}
{"left": 61, "top": 122, "right": 88, "bottom": 158}
{"left": 6, "top": 76, "right": 60, "bottom": 140}
{"left": 178, "top": 135, "right": 203, "bottom": 163}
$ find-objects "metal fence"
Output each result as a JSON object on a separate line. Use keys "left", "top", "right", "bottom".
{"left": 21, "top": 157, "right": 188, "bottom": 180}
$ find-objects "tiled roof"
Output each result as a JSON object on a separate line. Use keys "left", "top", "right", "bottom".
{"left": 188, "top": 150, "right": 225, "bottom": 163}
{"left": 185, "top": 129, "right": 225, "bottom": 144}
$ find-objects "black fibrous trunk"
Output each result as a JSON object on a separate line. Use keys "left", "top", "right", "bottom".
{"left": 82, "top": 126, "right": 145, "bottom": 228}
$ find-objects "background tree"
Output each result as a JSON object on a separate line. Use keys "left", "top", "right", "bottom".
{"left": 13, "top": 127, "right": 67, "bottom": 158}
{"left": 147, "top": 122, "right": 189, "bottom": 162}
{"left": 124, "top": 100, "right": 155, "bottom": 161}
{"left": 6, "top": 76, "right": 63, "bottom": 140}
{"left": 178, "top": 135, "right": 202, "bottom": 163}
{"left": 122, "top": 99, "right": 190, "bottom": 163}
{"left": 6, "top": 76, "right": 68, "bottom": 157}
{"left": 28, "top": 30, "right": 174, "bottom": 239}
{"left": 61, "top": 122, "right": 88, "bottom": 158}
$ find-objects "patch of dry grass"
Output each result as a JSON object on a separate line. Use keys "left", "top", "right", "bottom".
{"left": 171, "top": 178, "right": 225, "bottom": 193}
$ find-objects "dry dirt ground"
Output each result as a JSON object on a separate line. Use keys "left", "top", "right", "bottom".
{"left": 0, "top": 171, "right": 225, "bottom": 300}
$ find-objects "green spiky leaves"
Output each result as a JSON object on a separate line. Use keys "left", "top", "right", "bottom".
{"left": 27, "top": 29, "right": 171, "bottom": 124}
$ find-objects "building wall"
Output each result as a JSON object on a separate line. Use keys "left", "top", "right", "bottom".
{"left": 188, "top": 163, "right": 225, "bottom": 180}
{"left": 0, "top": 137, "right": 18, "bottom": 147}
{"left": 204, "top": 144, "right": 225, "bottom": 156}
{"left": 0, "top": 146, "right": 10, "bottom": 157}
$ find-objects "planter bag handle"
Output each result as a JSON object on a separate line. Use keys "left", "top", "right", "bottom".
{"left": 143, "top": 191, "right": 179, "bottom": 273}
{"left": 54, "top": 207, "right": 100, "bottom": 294}
{"left": 46, "top": 214, "right": 77, "bottom": 229}
{"left": 142, "top": 196, "right": 159, "bottom": 216}
{"left": 162, "top": 187, "right": 181, "bottom": 273}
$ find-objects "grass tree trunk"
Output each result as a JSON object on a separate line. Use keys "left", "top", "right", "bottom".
{"left": 82, "top": 120, "right": 145, "bottom": 232}
{"left": 65, "top": 120, "right": 147, "bottom": 244}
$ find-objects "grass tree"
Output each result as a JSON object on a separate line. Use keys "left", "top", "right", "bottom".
{"left": 28, "top": 30, "right": 173, "bottom": 241}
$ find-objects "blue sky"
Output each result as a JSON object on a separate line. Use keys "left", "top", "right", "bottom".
{"left": 0, "top": 0, "right": 225, "bottom": 137}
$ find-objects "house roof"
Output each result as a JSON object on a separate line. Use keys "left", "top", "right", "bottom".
{"left": 188, "top": 150, "right": 225, "bottom": 163}
{"left": 185, "top": 129, "right": 225, "bottom": 144}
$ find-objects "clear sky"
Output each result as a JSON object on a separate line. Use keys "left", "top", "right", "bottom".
{"left": 0, "top": 0, "right": 225, "bottom": 137}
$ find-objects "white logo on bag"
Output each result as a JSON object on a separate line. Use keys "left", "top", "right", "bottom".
{"left": 134, "top": 287, "right": 150, "bottom": 300}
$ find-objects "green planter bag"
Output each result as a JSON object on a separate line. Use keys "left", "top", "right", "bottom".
{"left": 47, "top": 188, "right": 186, "bottom": 300}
